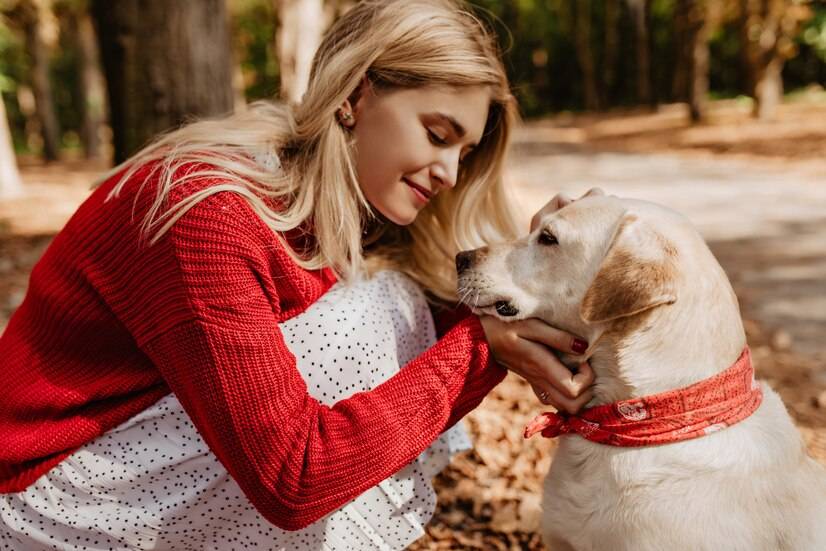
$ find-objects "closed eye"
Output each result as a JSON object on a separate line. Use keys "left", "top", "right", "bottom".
{"left": 427, "top": 128, "right": 448, "bottom": 145}
{"left": 538, "top": 229, "right": 558, "bottom": 246}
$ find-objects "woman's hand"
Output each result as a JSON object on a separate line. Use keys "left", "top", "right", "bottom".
{"left": 478, "top": 187, "right": 605, "bottom": 414}
{"left": 529, "top": 187, "right": 605, "bottom": 232}
{"left": 480, "top": 316, "right": 594, "bottom": 414}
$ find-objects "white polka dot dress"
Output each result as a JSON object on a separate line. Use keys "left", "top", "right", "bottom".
{"left": 0, "top": 270, "right": 471, "bottom": 550}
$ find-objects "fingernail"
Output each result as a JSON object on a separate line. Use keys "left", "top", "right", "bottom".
{"left": 572, "top": 338, "right": 588, "bottom": 354}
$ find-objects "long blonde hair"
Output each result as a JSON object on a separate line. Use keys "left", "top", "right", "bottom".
{"left": 105, "top": 0, "right": 518, "bottom": 302}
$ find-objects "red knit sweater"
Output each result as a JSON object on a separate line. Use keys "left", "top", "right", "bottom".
{"left": 0, "top": 161, "right": 505, "bottom": 530}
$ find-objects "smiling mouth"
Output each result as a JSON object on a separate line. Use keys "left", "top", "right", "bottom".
{"left": 403, "top": 178, "right": 434, "bottom": 201}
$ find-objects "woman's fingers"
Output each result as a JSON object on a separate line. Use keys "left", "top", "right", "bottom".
{"left": 515, "top": 318, "right": 589, "bottom": 356}
{"left": 532, "top": 381, "right": 594, "bottom": 414}
{"left": 580, "top": 187, "right": 605, "bottom": 199}
{"left": 529, "top": 192, "right": 573, "bottom": 232}
{"left": 513, "top": 338, "right": 592, "bottom": 400}
{"left": 531, "top": 188, "right": 607, "bottom": 232}
{"left": 480, "top": 315, "right": 596, "bottom": 412}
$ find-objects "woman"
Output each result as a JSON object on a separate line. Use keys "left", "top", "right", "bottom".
{"left": 0, "top": 0, "right": 594, "bottom": 549}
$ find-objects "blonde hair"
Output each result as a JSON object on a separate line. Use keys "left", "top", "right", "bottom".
{"left": 105, "top": 0, "right": 518, "bottom": 302}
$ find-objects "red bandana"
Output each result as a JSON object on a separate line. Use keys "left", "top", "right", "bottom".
{"left": 524, "top": 347, "right": 762, "bottom": 447}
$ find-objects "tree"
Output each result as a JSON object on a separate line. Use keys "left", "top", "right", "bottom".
{"left": 0, "top": 95, "right": 23, "bottom": 198}
{"left": 626, "top": 0, "right": 653, "bottom": 106}
{"left": 574, "top": 0, "right": 599, "bottom": 110}
{"left": 602, "top": 0, "right": 621, "bottom": 107}
{"left": 55, "top": 0, "right": 105, "bottom": 159}
{"left": 674, "top": 0, "right": 723, "bottom": 122}
{"left": 10, "top": 0, "right": 61, "bottom": 161}
{"left": 274, "top": 0, "right": 326, "bottom": 104}
{"left": 739, "top": 0, "right": 812, "bottom": 120}
{"left": 91, "top": 0, "right": 235, "bottom": 163}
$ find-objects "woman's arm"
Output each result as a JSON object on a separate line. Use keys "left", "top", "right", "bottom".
{"left": 133, "top": 191, "right": 505, "bottom": 531}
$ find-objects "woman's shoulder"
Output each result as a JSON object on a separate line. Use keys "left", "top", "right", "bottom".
{"left": 97, "top": 155, "right": 279, "bottom": 238}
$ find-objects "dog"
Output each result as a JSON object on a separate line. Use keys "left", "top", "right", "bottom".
{"left": 456, "top": 195, "right": 826, "bottom": 551}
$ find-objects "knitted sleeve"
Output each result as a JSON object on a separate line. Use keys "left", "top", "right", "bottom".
{"left": 138, "top": 191, "right": 506, "bottom": 531}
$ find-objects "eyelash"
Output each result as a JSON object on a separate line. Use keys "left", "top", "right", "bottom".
{"left": 427, "top": 128, "right": 473, "bottom": 163}
{"left": 427, "top": 129, "right": 448, "bottom": 145}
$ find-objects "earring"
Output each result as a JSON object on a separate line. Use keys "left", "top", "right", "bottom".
{"left": 338, "top": 110, "right": 354, "bottom": 125}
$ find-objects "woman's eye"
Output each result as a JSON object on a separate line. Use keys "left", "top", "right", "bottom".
{"left": 538, "top": 230, "right": 559, "bottom": 246}
{"left": 427, "top": 129, "right": 448, "bottom": 145}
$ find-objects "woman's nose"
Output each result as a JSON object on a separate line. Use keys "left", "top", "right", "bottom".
{"left": 431, "top": 149, "right": 461, "bottom": 190}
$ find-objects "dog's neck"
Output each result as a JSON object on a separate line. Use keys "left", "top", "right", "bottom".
{"left": 581, "top": 276, "right": 747, "bottom": 406}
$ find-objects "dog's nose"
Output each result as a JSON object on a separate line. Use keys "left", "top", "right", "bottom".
{"left": 455, "top": 250, "right": 475, "bottom": 274}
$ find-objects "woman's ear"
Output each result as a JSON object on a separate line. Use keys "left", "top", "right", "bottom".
{"left": 580, "top": 213, "right": 678, "bottom": 325}
{"left": 339, "top": 76, "right": 373, "bottom": 127}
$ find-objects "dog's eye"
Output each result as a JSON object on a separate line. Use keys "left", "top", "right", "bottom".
{"left": 538, "top": 230, "right": 559, "bottom": 246}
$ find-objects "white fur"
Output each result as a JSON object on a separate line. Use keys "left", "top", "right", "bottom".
{"left": 458, "top": 196, "right": 826, "bottom": 550}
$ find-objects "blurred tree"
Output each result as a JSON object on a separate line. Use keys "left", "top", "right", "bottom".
{"left": 672, "top": 0, "right": 693, "bottom": 103}
{"left": 274, "top": 0, "right": 326, "bottom": 103}
{"left": 785, "top": 3, "right": 826, "bottom": 87}
{"left": 602, "top": 0, "right": 621, "bottom": 107}
{"left": 626, "top": 0, "right": 653, "bottom": 106}
{"left": 53, "top": 0, "right": 105, "bottom": 159}
{"left": 7, "top": 0, "right": 60, "bottom": 160}
{"left": 674, "top": 0, "right": 724, "bottom": 121}
{"left": 574, "top": 0, "right": 600, "bottom": 110}
{"left": 740, "top": 0, "right": 813, "bottom": 119}
{"left": 228, "top": 0, "right": 279, "bottom": 102}
{"left": 91, "top": 0, "right": 234, "bottom": 163}
{"left": 0, "top": 92, "right": 22, "bottom": 197}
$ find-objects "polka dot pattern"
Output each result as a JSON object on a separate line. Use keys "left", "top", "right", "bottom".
{"left": 0, "top": 271, "right": 470, "bottom": 550}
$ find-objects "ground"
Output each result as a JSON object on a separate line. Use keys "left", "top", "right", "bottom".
{"left": 1, "top": 96, "right": 825, "bottom": 550}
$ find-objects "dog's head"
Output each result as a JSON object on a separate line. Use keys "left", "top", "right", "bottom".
{"left": 456, "top": 195, "right": 682, "bottom": 339}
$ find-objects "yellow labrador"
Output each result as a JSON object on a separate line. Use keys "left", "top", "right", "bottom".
{"left": 457, "top": 195, "right": 826, "bottom": 551}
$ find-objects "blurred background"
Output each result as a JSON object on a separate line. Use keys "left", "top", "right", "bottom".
{"left": 1, "top": 1, "right": 825, "bottom": 549}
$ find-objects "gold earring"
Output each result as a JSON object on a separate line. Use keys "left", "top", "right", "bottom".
{"left": 338, "top": 110, "right": 354, "bottom": 124}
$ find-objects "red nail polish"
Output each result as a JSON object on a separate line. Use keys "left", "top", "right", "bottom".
{"left": 572, "top": 338, "right": 588, "bottom": 354}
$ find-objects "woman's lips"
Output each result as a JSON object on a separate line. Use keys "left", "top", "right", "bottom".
{"left": 403, "top": 179, "right": 433, "bottom": 204}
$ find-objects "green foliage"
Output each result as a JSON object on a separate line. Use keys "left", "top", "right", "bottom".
{"left": 2, "top": 0, "right": 825, "bottom": 160}
{"left": 709, "top": 20, "right": 745, "bottom": 99}
{"left": 801, "top": 6, "right": 826, "bottom": 61}
{"left": 785, "top": 4, "right": 826, "bottom": 90}
{"left": 0, "top": 14, "right": 27, "bottom": 151}
{"left": 229, "top": 0, "right": 279, "bottom": 101}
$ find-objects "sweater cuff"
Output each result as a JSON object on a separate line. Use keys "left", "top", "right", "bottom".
{"left": 441, "top": 315, "right": 507, "bottom": 430}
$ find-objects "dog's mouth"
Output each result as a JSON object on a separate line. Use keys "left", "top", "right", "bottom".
{"left": 458, "top": 289, "right": 520, "bottom": 317}
{"left": 470, "top": 300, "right": 520, "bottom": 318}
{"left": 492, "top": 300, "right": 519, "bottom": 317}
{"left": 457, "top": 273, "right": 520, "bottom": 318}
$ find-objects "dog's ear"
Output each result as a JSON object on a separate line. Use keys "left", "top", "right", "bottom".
{"left": 580, "top": 213, "right": 678, "bottom": 324}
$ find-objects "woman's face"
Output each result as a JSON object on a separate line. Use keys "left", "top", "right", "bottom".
{"left": 349, "top": 85, "right": 491, "bottom": 225}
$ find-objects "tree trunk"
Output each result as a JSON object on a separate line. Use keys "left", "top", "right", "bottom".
{"left": 626, "top": 0, "right": 652, "bottom": 107}
{"left": 574, "top": 0, "right": 599, "bottom": 111}
{"left": 18, "top": 0, "right": 61, "bottom": 161}
{"left": 671, "top": 0, "right": 692, "bottom": 103}
{"left": 687, "top": 1, "right": 718, "bottom": 122}
{"left": 754, "top": 55, "right": 784, "bottom": 119}
{"left": 275, "top": 0, "right": 325, "bottom": 104}
{"left": 0, "top": 97, "right": 24, "bottom": 198}
{"left": 602, "top": 0, "right": 620, "bottom": 108}
{"left": 92, "top": 0, "right": 235, "bottom": 163}
{"left": 739, "top": 0, "right": 809, "bottom": 120}
{"left": 71, "top": 7, "right": 106, "bottom": 159}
